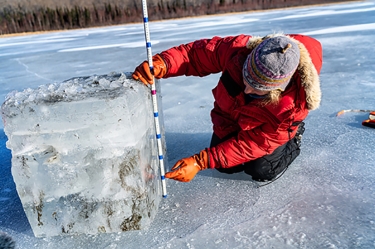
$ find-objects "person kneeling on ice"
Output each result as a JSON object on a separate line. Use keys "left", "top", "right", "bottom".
{"left": 133, "top": 33, "right": 322, "bottom": 182}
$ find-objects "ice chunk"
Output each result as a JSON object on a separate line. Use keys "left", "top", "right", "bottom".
{"left": 1, "top": 72, "right": 166, "bottom": 237}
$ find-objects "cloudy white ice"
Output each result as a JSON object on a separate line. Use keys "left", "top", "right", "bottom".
{"left": 1, "top": 0, "right": 375, "bottom": 248}
{"left": 1, "top": 72, "right": 166, "bottom": 238}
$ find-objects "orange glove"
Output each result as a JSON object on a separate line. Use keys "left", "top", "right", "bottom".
{"left": 165, "top": 150, "right": 209, "bottom": 182}
{"left": 132, "top": 54, "right": 167, "bottom": 85}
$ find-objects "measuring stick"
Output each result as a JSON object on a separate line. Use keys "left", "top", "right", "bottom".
{"left": 141, "top": 0, "right": 167, "bottom": 198}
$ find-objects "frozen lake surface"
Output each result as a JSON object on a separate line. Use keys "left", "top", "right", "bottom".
{"left": 1, "top": 0, "right": 375, "bottom": 248}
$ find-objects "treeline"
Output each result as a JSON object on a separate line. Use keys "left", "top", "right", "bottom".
{"left": 0, "top": 4, "right": 141, "bottom": 34}
{"left": 0, "top": 0, "right": 354, "bottom": 35}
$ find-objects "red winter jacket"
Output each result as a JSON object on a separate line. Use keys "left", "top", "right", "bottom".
{"left": 159, "top": 34, "right": 322, "bottom": 169}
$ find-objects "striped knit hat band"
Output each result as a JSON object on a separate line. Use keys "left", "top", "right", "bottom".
{"left": 243, "top": 36, "right": 300, "bottom": 91}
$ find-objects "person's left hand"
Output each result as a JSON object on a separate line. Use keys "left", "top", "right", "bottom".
{"left": 132, "top": 54, "right": 167, "bottom": 85}
{"left": 165, "top": 150, "right": 209, "bottom": 182}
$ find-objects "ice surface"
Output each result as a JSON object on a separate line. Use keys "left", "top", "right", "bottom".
{"left": 1, "top": 72, "right": 166, "bottom": 237}
{"left": 1, "top": 0, "right": 375, "bottom": 248}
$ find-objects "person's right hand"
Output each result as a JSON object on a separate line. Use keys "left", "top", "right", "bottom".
{"left": 165, "top": 150, "right": 209, "bottom": 182}
{"left": 132, "top": 54, "right": 167, "bottom": 85}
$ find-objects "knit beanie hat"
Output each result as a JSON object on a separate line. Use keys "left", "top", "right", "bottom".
{"left": 243, "top": 36, "right": 300, "bottom": 91}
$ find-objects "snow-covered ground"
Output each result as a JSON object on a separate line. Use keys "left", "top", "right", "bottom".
{"left": 1, "top": 1, "right": 375, "bottom": 248}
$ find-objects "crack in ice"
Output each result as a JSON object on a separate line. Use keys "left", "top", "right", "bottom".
{"left": 16, "top": 58, "right": 51, "bottom": 81}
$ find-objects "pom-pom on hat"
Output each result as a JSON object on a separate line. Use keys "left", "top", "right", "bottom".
{"left": 243, "top": 35, "right": 300, "bottom": 91}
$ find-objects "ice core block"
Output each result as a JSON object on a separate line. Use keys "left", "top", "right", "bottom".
{"left": 1, "top": 72, "right": 166, "bottom": 237}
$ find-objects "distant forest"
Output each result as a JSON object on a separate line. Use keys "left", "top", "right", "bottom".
{"left": 0, "top": 0, "right": 355, "bottom": 35}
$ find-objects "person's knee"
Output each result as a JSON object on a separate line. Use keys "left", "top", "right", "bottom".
{"left": 244, "top": 139, "right": 301, "bottom": 182}
{"left": 211, "top": 130, "right": 302, "bottom": 181}
{"left": 244, "top": 158, "right": 279, "bottom": 182}
{"left": 216, "top": 164, "right": 245, "bottom": 174}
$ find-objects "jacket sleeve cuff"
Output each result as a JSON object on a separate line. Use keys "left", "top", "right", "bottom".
{"left": 205, "top": 148, "right": 216, "bottom": 169}
{"left": 157, "top": 53, "right": 170, "bottom": 77}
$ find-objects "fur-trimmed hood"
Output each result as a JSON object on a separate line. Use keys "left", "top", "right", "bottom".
{"left": 246, "top": 34, "right": 322, "bottom": 110}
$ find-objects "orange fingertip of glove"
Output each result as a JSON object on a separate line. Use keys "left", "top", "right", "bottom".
{"left": 132, "top": 73, "right": 152, "bottom": 86}
{"left": 165, "top": 150, "right": 209, "bottom": 182}
{"left": 165, "top": 170, "right": 193, "bottom": 182}
{"left": 132, "top": 54, "right": 167, "bottom": 85}
{"left": 132, "top": 63, "right": 153, "bottom": 85}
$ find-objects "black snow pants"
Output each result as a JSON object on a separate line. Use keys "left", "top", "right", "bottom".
{"left": 210, "top": 122, "right": 304, "bottom": 182}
